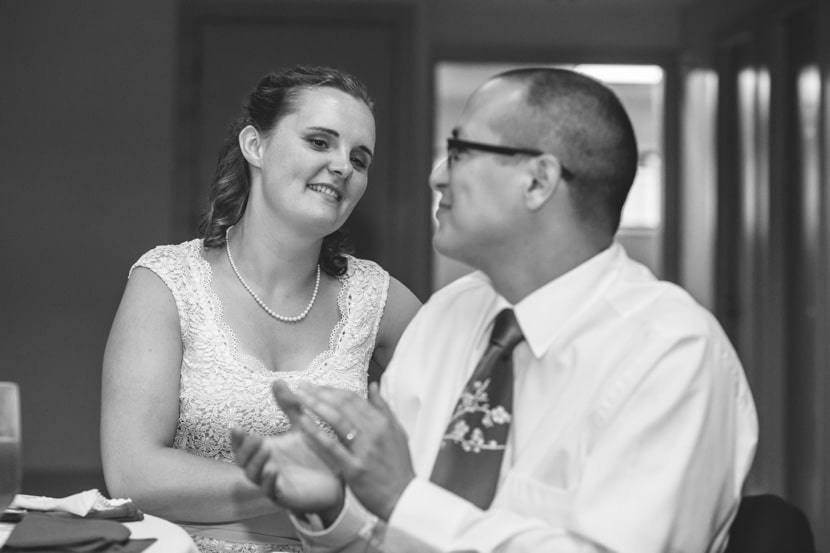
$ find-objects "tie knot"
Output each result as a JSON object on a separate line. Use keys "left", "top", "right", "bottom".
{"left": 489, "top": 309, "right": 524, "bottom": 352}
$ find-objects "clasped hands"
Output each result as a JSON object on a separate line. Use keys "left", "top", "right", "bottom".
{"left": 231, "top": 381, "right": 416, "bottom": 524}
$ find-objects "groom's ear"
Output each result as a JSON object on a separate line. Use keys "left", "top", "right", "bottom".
{"left": 239, "top": 125, "right": 265, "bottom": 168}
{"left": 523, "top": 154, "right": 563, "bottom": 211}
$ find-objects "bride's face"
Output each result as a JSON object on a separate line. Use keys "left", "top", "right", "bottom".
{"left": 252, "top": 87, "right": 376, "bottom": 236}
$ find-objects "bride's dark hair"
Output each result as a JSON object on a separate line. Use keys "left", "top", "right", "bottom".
{"left": 199, "top": 65, "right": 374, "bottom": 277}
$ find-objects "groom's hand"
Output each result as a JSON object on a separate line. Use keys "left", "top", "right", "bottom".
{"left": 281, "top": 381, "right": 416, "bottom": 521}
{"left": 231, "top": 383, "right": 346, "bottom": 519}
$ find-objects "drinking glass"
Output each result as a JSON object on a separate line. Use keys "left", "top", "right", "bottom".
{"left": 0, "top": 383, "right": 21, "bottom": 512}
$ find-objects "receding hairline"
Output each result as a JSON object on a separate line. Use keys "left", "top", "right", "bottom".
{"left": 476, "top": 67, "right": 640, "bottom": 235}
{"left": 489, "top": 69, "right": 585, "bottom": 125}
{"left": 482, "top": 68, "right": 637, "bottom": 170}
{"left": 477, "top": 72, "right": 575, "bottom": 163}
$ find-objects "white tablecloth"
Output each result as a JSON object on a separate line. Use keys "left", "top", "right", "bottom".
{"left": 0, "top": 513, "right": 198, "bottom": 552}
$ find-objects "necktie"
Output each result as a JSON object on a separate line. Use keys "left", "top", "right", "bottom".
{"left": 430, "top": 308, "right": 525, "bottom": 509}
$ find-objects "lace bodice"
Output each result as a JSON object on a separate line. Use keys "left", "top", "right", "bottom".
{"left": 131, "top": 239, "right": 390, "bottom": 463}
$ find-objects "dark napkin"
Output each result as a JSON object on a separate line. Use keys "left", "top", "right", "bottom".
{"left": 84, "top": 503, "right": 143, "bottom": 523}
{"left": 2, "top": 513, "right": 155, "bottom": 552}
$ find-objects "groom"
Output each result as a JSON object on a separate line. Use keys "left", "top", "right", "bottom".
{"left": 232, "top": 67, "right": 758, "bottom": 553}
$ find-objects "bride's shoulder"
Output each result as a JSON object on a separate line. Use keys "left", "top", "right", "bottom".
{"left": 342, "top": 255, "right": 388, "bottom": 283}
{"left": 135, "top": 238, "right": 200, "bottom": 265}
{"left": 130, "top": 239, "right": 204, "bottom": 282}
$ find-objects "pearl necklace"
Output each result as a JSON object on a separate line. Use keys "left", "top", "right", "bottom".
{"left": 225, "top": 226, "right": 321, "bottom": 323}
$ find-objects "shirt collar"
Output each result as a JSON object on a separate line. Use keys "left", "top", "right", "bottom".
{"left": 508, "top": 242, "right": 622, "bottom": 359}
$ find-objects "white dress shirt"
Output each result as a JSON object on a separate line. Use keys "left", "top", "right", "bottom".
{"left": 294, "top": 242, "right": 759, "bottom": 553}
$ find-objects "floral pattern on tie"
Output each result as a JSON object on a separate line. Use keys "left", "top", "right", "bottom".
{"left": 441, "top": 377, "right": 512, "bottom": 453}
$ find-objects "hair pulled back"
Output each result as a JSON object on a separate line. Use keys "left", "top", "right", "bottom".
{"left": 199, "top": 65, "right": 374, "bottom": 277}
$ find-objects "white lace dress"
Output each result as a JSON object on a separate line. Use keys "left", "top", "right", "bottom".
{"left": 131, "top": 239, "right": 390, "bottom": 553}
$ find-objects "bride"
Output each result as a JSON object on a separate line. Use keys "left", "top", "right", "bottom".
{"left": 100, "top": 65, "right": 421, "bottom": 552}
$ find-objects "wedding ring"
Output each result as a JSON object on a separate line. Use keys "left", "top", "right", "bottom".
{"left": 344, "top": 429, "right": 358, "bottom": 444}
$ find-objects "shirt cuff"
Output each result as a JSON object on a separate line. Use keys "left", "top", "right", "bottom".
{"left": 290, "top": 492, "right": 379, "bottom": 549}
{"left": 386, "top": 477, "right": 479, "bottom": 550}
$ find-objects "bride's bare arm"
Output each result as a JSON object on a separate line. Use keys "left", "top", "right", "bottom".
{"left": 371, "top": 277, "right": 421, "bottom": 371}
{"left": 101, "top": 267, "right": 279, "bottom": 523}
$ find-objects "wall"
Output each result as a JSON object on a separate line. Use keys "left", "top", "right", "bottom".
{"left": 1, "top": 0, "right": 177, "bottom": 493}
{"left": 0, "top": 0, "right": 685, "bottom": 494}
{"left": 427, "top": 0, "right": 680, "bottom": 54}
{"left": 680, "top": 0, "right": 770, "bottom": 64}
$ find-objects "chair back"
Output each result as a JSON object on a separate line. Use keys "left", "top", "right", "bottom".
{"left": 724, "top": 494, "right": 815, "bottom": 553}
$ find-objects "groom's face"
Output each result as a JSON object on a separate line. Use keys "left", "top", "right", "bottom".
{"left": 429, "top": 78, "right": 530, "bottom": 269}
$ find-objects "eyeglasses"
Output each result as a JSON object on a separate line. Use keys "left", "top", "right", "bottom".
{"left": 446, "top": 137, "right": 575, "bottom": 180}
